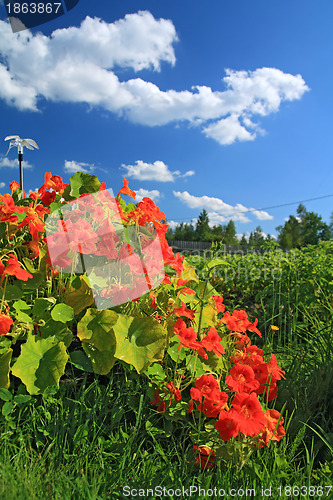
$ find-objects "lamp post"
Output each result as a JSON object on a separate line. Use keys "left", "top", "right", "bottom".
{"left": 4, "top": 135, "right": 39, "bottom": 192}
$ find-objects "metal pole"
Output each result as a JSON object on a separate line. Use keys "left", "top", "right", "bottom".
{"left": 18, "top": 151, "right": 23, "bottom": 191}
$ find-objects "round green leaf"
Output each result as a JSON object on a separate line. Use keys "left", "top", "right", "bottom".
{"left": 2, "top": 400, "right": 14, "bottom": 416}
{"left": 40, "top": 319, "right": 73, "bottom": 348}
{"left": 145, "top": 363, "right": 166, "bottom": 381}
{"left": 0, "top": 285, "right": 23, "bottom": 301}
{"left": 69, "top": 172, "right": 101, "bottom": 198}
{"left": 0, "top": 387, "right": 13, "bottom": 401}
{"left": 51, "top": 303, "right": 74, "bottom": 323}
{"left": 113, "top": 315, "right": 166, "bottom": 373}
{"left": 14, "top": 394, "right": 32, "bottom": 405}
{"left": 31, "top": 298, "right": 56, "bottom": 316}
{"left": 11, "top": 336, "right": 69, "bottom": 395}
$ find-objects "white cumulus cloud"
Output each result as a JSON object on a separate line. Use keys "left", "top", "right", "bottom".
{"left": 203, "top": 114, "right": 256, "bottom": 145}
{"left": 0, "top": 156, "right": 32, "bottom": 169}
{"left": 173, "top": 191, "right": 273, "bottom": 223}
{"left": 165, "top": 220, "right": 180, "bottom": 231}
{"left": 0, "top": 181, "right": 5, "bottom": 189}
{"left": 121, "top": 160, "right": 194, "bottom": 182}
{"left": 64, "top": 160, "right": 95, "bottom": 174}
{"left": 135, "top": 188, "right": 161, "bottom": 203}
{"left": 250, "top": 209, "right": 273, "bottom": 221}
{"left": 0, "top": 13, "right": 309, "bottom": 145}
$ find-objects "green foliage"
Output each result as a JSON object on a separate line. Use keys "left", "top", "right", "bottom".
{"left": 191, "top": 240, "right": 333, "bottom": 345}
{"left": 112, "top": 314, "right": 166, "bottom": 373}
{"left": 67, "top": 171, "right": 101, "bottom": 199}
{"left": 12, "top": 336, "right": 68, "bottom": 395}
{"left": 0, "top": 349, "right": 12, "bottom": 388}
{"left": 276, "top": 203, "right": 331, "bottom": 249}
{"left": 51, "top": 303, "right": 74, "bottom": 323}
{"left": 195, "top": 209, "right": 210, "bottom": 240}
{"left": 77, "top": 308, "right": 118, "bottom": 375}
{"left": 167, "top": 213, "right": 239, "bottom": 244}
{"left": 248, "top": 226, "right": 265, "bottom": 247}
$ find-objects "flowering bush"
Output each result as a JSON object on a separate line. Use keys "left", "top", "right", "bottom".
{"left": 148, "top": 282, "right": 285, "bottom": 468}
{"left": 0, "top": 171, "right": 285, "bottom": 469}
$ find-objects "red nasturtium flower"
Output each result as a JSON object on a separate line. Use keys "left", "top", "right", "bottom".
{"left": 10, "top": 180, "right": 19, "bottom": 193}
{"left": 211, "top": 295, "right": 225, "bottom": 314}
{"left": 230, "top": 392, "right": 265, "bottom": 436}
{"left": 0, "top": 193, "right": 18, "bottom": 224}
{"left": 174, "top": 318, "right": 198, "bottom": 350}
{"left": 17, "top": 203, "right": 47, "bottom": 241}
{"left": 265, "top": 353, "right": 286, "bottom": 381}
{"left": 171, "top": 302, "right": 195, "bottom": 320}
{"left": 190, "top": 374, "right": 220, "bottom": 400}
{"left": 215, "top": 411, "right": 240, "bottom": 441}
{"left": 0, "top": 313, "right": 13, "bottom": 336}
{"left": 156, "top": 401, "right": 165, "bottom": 413}
{"left": 168, "top": 252, "right": 185, "bottom": 276}
{"left": 117, "top": 178, "right": 136, "bottom": 199}
{"left": 193, "top": 445, "right": 216, "bottom": 469}
{"left": 176, "top": 286, "right": 196, "bottom": 300}
{"left": 220, "top": 310, "right": 262, "bottom": 338}
{"left": 260, "top": 409, "right": 285, "bottom": 446}
{"left": 251, "top": 353, "right": 285, "bottom": 401}
{"left": 231, "top": 344, "right": 264, "bottom": 367}
{"left": 0, "top": 254, "right": 33, "bottom": 285}
{"left": 199, "top": 327, "right": 225, "bottom": 357}
{"left": 225, "top": 363, "right": 260, "bottom": 394}
{"left": 40, "top": 190, "right": 56, "bottom": 206}
{"left": 149, "top": 388, "right": 161, "bottom": 406}
{"left": 166, "top": 381, "right": 181, "bottom": 402}
{"left": 38, "top": 172, "right": 68, "bottom": 196}
{"left": 190, "top": 374, "right": 228, "bottom": 418}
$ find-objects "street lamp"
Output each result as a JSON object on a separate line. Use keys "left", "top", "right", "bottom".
{"left": 4, "top": 135, "right": 39, "bottom": 192}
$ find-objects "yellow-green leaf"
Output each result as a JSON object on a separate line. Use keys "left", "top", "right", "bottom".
{"left": 196, "top": 304, "right": 217, "bottom": 329}
{"left": 174, "top": 258, "right": 198, "bottom": 284}
{"left": 113, "top": 315, "right": 166, "bottom": 373}
{"left": 64, "top": 276, "right": 95, "bottom": 315}
{"left": 0, "top": 349, "right": 12, "bottom": 389}
{"left": 77, "top": 308, "right": 118, "bottom": 375}
{"left": 11, "top": 336, "right": 68, "bottom": 395}
{"left": 51, "top": 303, "right": 74, "bottom": 323}
{"left": 39, "top": 319, "right": 73, "bottom": 348}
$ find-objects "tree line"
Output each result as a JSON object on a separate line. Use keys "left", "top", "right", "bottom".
{"left": 166, "top": 204, "right": 333, "bottom": 249}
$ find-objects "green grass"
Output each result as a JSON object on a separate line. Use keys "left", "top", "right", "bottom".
{"left": 0, "top": 362, "right": 332, "bottom": 499}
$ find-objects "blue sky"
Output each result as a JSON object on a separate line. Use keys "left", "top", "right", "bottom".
{"left": 0, "top": 0, "right": 332, "bottom": 239}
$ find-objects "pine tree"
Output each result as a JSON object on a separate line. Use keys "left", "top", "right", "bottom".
{"left": 195, "top": 209, "right": 210, "bottom": 240}
{"left": 224, "top": 220, "right": 238, "bottom": 245}
{"left": 248, "top": 226, "right": 265, "bottom": 247}
{"left": 240, "top": 233, "right": 247, "bottom": 245}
